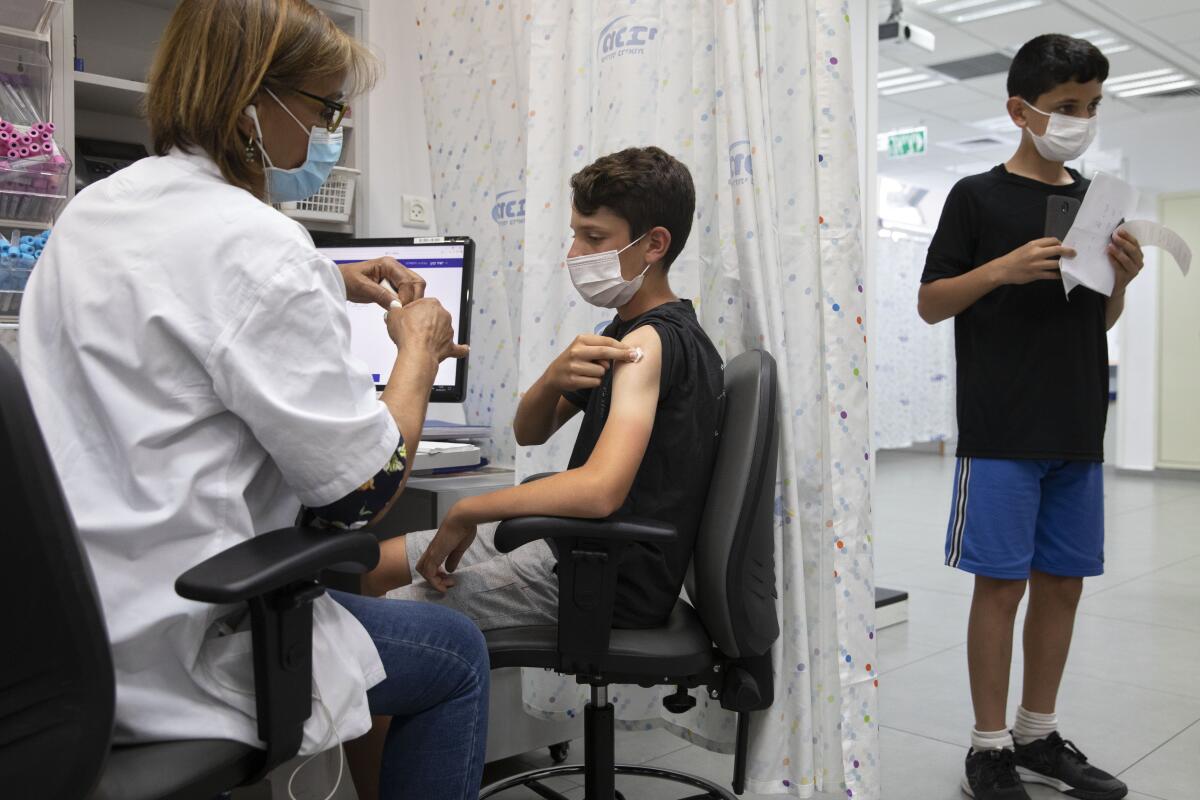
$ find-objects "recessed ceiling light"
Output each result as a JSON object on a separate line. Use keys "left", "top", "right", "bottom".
{"left": 937, "top": 0, "right": 998, "bottom": 13}
{"left": 879, "top": 73, "right": 936, "bottom": 89}
{"left": 880, "top": 79, "right": 948, "bottom": 96}
{"left": 954, "top": 0, "right": 1042, "bottom": 23}
{"left": 1117, "top": 78, "right": 1197, "bottom": 97}
{"left": 879, "top": 67, "right": 915, "bottom": 79}
{"left": 1106, "top": 68, "right": 1175, "bottom": 86}
{"left": 1109, "top": 73, "right": 1184, "bottom": 92}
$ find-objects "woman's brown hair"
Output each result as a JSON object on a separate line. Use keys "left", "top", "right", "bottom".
{"left": 146, "top": 0, "right": 377, "bottom": 197}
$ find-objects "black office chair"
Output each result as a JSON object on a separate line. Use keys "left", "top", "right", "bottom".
{"left": 0, "top": 348, "right": 380, "bottom": 800}
{"left": 480, "top": 349, "right": 781, "bottom": 800}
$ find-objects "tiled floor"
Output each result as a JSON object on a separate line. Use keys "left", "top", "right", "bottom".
{"left": 873, "top": 450, "right": 1200, "bottom": 800}
{"left": 485, "top": 450, "right": 1200, "bottom": 800}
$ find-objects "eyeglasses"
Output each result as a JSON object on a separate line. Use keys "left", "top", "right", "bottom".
{"left": 290, "top": 88, "right": 349, "bottom": 132}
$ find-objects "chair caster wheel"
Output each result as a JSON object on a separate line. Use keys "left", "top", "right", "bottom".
{"left": 548, "top": 741, "right": 570, "bottom": 764}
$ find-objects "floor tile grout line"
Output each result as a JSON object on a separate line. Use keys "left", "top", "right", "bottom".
{"left": 877, "top": 722, "right": 971, "bottom": 750}
{"left": 1055, "top": 662, "right": 1200, "bottom": 705}
{"left": 1078, "top": 553, "right": 1200, "bottom": 600}
{"left": 879, "top": 723, "right": 968, "bottom": 750}
{"left": 1116, "top": 715, "right": 1200, "bottom": 783}
{"left": 1071, "top": 607, "right": 1200, "bottom": 636}
{"left": 634, "top": 740, "right": 697, "bottom": 765}
{"left": 877, "top": 641, "right": 968, "bottom": 677}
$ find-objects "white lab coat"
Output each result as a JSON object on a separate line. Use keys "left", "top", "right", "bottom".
{"left": 19, "top": 149, "right": 391, "bottom": 753}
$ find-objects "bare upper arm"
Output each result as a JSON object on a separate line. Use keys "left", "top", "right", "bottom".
{"left": 578, "top": 325, "right": 662, "bottom": 510}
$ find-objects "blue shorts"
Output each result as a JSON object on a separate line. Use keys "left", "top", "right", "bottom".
{"left": 944, "top": 458, "right": 1105, "bottom": 580}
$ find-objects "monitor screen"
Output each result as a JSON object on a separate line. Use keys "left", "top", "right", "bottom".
{"left": 317, "top": 237, "right": 474, "bottom": 402}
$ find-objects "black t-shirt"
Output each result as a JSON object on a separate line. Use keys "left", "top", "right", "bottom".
{"left": 921, "top": 164, "right": 1108, "bottom": 461}
{"left": 562, "top": 300, "right": 723, "bottom": 628}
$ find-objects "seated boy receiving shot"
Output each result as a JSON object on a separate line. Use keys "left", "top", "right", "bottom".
{"left": 363, "top": 146, "right": 723, "bottom": 630}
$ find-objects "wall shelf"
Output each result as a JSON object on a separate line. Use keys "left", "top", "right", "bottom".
{"left": 74, "top": 72, "right": 147, "bottom": 117}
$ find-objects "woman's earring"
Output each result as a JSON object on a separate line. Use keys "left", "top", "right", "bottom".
{"left": 244, "top": 137, "right": 258, "bottom": 162}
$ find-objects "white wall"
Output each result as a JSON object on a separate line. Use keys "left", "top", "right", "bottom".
{"left": 1114, "top": 194, "right": 1160, "bottom": 471}
{"left": 363, "top": 0, "right": 437, "bottom": 237}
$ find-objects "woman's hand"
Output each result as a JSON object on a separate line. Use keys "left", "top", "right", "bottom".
{"left": 340, "top": 257, "right": 426, "bottom": 308}
{"left": 386, "top": 298, "right": 470, "bottom": 363}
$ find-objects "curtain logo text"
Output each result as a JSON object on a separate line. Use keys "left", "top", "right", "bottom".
{"left": 597, "top": 16, "right": 659, "bottom": 63}
{"left": 491, "top": 190, "right": 526, "bottom": 226}
{"left": 728, "top": 140, "right": 754, "bottom": 186}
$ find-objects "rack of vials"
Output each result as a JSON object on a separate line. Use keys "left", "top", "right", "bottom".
{"left": 0, "top": 228, "right": 49, "bottom": 317}
{"left": 0, "top": 118, "right": 70, "bottom": 226}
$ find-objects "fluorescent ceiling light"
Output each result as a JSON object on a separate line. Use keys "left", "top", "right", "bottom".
{"left": 878, "top": 67, "right": 915, "bottom": 80}
{"left": 1108, "top": 73, "right": 1184, "bottom": 92}
{"left": 881, "top": 79, "right": 948, "bottom": 96}
{"left": 1073, "top": 29, "right": 1104, "bottom": 38}
{"left": 879, "top": 73, "right": 936, "bottom": 89}
{"left": 954, "top": 0, "right": 1042, "bottom": 23}
{"left": 937, "top": 0, "right": 998, "bottom": 12}
{"left": 1106, "top": 68, "right": 1175, "bottom": 86}
{"left": 1089, "top": 36, "right": 1117, "bottom": 47}
{"left": 1117, "top": 78, "right": 1197, "bottom": 97}
{"left": 1101, "top": 44, "right": 1132, "bottom": 55}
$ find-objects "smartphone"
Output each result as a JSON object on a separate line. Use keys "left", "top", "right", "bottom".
{"left": 1045, "top": 195, "right": 1081, "bottom": 241}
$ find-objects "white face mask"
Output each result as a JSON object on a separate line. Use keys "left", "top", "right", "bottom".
{"left": 566, "top": 232, "right": 651, "bottom": 308}
{"left": 1022, "top": 100, "right": 1097, "bottom": 163}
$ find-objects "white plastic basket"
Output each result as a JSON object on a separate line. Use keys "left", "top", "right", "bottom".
{"left": 279, "top": 166, "right": 358, "bottom": 223}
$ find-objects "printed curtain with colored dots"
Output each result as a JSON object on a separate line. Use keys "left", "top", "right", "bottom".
{"left": 414, "top": 1, "right": 877, "bottom": 797}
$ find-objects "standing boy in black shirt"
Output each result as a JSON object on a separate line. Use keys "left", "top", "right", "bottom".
{"left": 919, "top": 35, "right": 1144, "bottom": 800}
{"left": 364, "top": 146, "right": 724, "bottom": 633}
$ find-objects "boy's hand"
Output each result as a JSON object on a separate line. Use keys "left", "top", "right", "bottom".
{"left": 415, "top": 504, "right": 477, "bottom": 593}
{"left": 546, "top": 334, "right": 639, "bottom": 393}
{"left": 993, "top": 237, "right": 1076, "bottom": 285}
{"left": 1108, "top": 228, "right": 1144, "bottom": 294}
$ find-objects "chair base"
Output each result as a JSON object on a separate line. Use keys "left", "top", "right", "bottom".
{"left": 479, "top": 763, "right": 739, "bottom": 800}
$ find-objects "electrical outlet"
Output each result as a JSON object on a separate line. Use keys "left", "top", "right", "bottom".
{"left": 403, "top": 194, "right": 432, "bottom": 228}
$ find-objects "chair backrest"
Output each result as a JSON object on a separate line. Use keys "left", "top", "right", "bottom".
{"left": 0, "top": 348, "right": 115, "bottom": 798}
{"left": 689, "top": 349, "right": 780, "bottom": 660}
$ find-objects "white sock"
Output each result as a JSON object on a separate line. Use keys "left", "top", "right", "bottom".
{"left": 971, "top": 727, "right": 1014, "bottom": 752}
{"left": 1013, "top": 705, "right": 1057, "bottom": 745}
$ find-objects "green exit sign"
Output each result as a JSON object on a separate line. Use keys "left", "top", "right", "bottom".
{"left": 887, "top": 127, "right": 927, "bottom": 159}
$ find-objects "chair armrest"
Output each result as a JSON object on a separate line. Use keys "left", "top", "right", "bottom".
{"left": 493, "top": 514, "right": 677, "bottom": 676}
{"left": 176, "top": 527, "right": 379, "bottom": 604}
{"left": 494, "top": 515, "right": 677, "bottom": 554}
{"left": 173, "top": 527, "right": 379, "bottom": 782}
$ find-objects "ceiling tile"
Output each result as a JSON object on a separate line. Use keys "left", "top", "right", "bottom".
{"left": 1139, "top": 10, "right": 1200, "bottom": 45}
{"left": 956, "top": 4, "right": 1093, "bottom": 52}
{"left": 1092, "top": 0, "right": 1200, "bottom": 21}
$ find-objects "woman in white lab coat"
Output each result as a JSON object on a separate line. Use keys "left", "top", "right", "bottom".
{"left": 18, "top": 1, "right": 487, "bottom": 798}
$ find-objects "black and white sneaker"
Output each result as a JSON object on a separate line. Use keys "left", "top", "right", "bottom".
{"left": 1014, "top": 732, "right": 1128, "bottom": 800}
{"left": 962, "top": 747, "right": 1031, "bottom": 799}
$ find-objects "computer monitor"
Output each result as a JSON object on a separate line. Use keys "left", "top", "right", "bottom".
{"left": 317, "top": 236, "right": 474, "bottom": 403}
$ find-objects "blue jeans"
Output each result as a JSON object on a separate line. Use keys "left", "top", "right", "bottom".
{"left": 329, "top": 590, "right": 489, "bottom": 800}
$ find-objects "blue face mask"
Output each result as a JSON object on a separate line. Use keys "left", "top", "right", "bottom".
{"left": 248, "top": 87, "right": 342, "bottom": 203}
